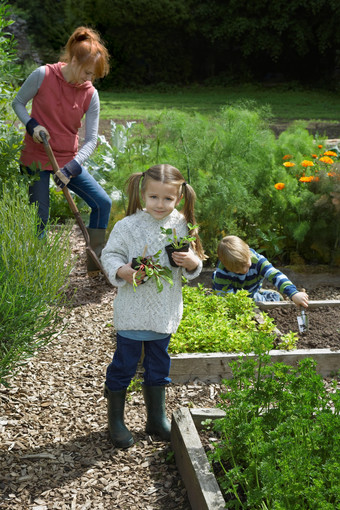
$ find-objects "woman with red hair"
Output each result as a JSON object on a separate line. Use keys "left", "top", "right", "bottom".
{"left": 13, "top": 26, "right": 111, "bottom": 275}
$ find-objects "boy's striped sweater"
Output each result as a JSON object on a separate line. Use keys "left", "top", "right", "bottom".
{"left": 212, "top": 248, "right": 298, "bottom": 299}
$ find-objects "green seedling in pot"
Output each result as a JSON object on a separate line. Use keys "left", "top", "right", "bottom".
{"left": 132, "top": 248, "right": 173, "bottom": 293}
{"left": 160, "top": 223, "right": 198, "bottom": 249}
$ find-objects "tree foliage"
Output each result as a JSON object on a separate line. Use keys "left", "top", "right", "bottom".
{"left": 0, "top": 1, "right": 26, "bottom": 189}
{"left": 8, "top": 0, "right": 340, "bottom": 85}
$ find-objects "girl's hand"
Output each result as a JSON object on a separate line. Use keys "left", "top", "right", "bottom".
{"left": 292, "top": 291, "right": 309, "bottom": 308}
{"left": 171, "top": 249, "right": 199, "bottom": 272}
{"left": 117, "top": 262, "right": 146, "bottom": 286}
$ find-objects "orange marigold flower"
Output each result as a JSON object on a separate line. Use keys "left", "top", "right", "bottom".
{"left": 311, "top": 176, "right": 319, "bottom": 182}
{"left": 319, "top": 156, "right": 334, "bottom": 164}
{"left": 283, "top": 154, "right": 293, "bottom": 160}
{"left": 274, "top": 182, "right": 285, "bottom": 190}
{"left": 323, "top": 151, "right": 337, "bottom": 157}
{"left": 312, "top": 154, "right": 318, "bottom": 158}
{"left": 328, "top": 172, "right": 336, "bottom": 177}
{"left": 301, "top": 160, "right": 314, "bottom": 168}
{"left": 283, "top": 161, "right": 295, "bottom": 167}
{"left": 299, "top": 176, "right": 313, "bottom": 182}
{"left": 318, "top": 144, "right": 323, "bottom": 148}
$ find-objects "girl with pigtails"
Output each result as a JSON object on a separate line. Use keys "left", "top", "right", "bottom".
{"left": 101, "top": 164, "right": 205, "bottom": 448}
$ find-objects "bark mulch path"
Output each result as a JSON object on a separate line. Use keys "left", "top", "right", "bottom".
{"left": 0, "top": 226, "right": 220, "bottom": 510}
{"left": 1, "top": 225, "right": 339, "bottom": 509}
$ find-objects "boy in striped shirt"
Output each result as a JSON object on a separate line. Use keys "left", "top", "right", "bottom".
{"left": 212, "top": 235, "right": 308, "bottom": 307}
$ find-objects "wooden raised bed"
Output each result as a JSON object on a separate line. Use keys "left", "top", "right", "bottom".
{"left": 170, "top": 348, "right": 340, "bottom": 383}
{"left": 171, "top": 293, "right": 340, "bottom": 509}
{"left": 256, "top": 299, "right": 340, "bottom": 309}
{"left": 169, "top": 299, "right": 340, "bottom": 383}
{"left": 171, "top": 407, "right": 226, "bottom": 510}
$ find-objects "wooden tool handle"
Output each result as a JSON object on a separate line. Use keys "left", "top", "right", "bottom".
{"left": 40, "top": 131, "right": 90, "bottom": 242}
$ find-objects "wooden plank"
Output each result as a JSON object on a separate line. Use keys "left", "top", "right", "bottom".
{"left": 171, "top": 408, "right": 226, "bottom": 510}
{"left": 170, "top": 349, "right": 340, "bottom": 383}
{"left": 256, "top": 300, "right": 340, "bottom": 309}
{"left": 190, "top": 408, "right": 226, "bottom": 430}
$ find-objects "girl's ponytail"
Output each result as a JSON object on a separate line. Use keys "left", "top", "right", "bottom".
{"left": 182, "top": 183, "right": 206, "bottom": 260}
{"left": 126, "top": 172, "right": 144, "bottom": 216}
{"left": 61, "top": 26, "right": 110, "bottom": 79}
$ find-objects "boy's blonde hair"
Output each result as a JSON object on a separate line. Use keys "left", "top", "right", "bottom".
{"left": 217, "top": 235, "right": 251, "bottom": 272}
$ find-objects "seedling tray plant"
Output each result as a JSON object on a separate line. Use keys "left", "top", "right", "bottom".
{"left": 161, "top": 223, "right": 197, "bottom": 267}
{"left": 132, "top": 248, "right": 173, "bottom": 293}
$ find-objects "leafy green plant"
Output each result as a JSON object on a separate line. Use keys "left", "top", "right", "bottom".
{"left": 271, "top": 134, "right": 340, "bottom": 263}
{"left": 0, "top": 186, "right": 73, "bottom": 385}
{"left": 49, "top": 186, "right": 89, "bottom": 224}
{"left": 0, "top": 2, "right": 26, "bottom": 191}
{"left": 208, "top": 355, "right": 340, "bottom": 508}
{"left": 127, "top": 376, "right": 143, "bottom": 394}
{"left": 160, "top": 223, "right": 198, "bottom": 249}
{"left": 169, "top": 285, "right": 297, "bottom": 354}
{"left": 85, "top": 105, "right": 338, "bottom": 265}
{"left": 132, "top": 250, "right": 173, "bottom": 293}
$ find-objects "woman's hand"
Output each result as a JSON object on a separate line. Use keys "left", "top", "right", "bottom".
{"left": 32, "top": 125, "right": 50, "bottom": 143}
{"left": 117, "top": 262, "right": 146, "bottom": 286}
{"left": 171, "top": 249, "right": 199, "bottom": 272}
{"left": 292, "top": 291, "right": 309, "bottom": 308}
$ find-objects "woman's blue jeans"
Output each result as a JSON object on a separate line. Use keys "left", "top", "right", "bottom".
{"left": 24, "top": 166, "right": 112, "bottom": 230}
{"left": 106, "top": 333, "right": 172, "bottom": 391}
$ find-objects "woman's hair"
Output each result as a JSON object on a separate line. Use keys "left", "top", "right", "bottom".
{"left": 217, "top": 235, "right": 251, "bottom": 272}
{"left": 60, "top": 26, "right": 110, "bottom": 79}
{"left": 126, "top": 164, "right": 205, "bottom": 259}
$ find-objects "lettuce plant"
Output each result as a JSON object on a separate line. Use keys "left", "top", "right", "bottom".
{"left": 169, "top": 285, "right": 297, "bottom": 354}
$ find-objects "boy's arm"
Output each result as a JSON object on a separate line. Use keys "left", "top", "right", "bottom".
{"left": 257, "top": 252, "right": 303, "bottom": 300}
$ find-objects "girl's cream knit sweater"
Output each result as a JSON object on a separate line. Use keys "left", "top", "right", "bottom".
{"left": 101, "top": 209, "right": 202, "bottom": 334}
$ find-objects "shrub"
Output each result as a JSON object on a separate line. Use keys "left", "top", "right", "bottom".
{"left": 271, "top": 130, "right": 340, "bottom": 263}
{"left": 86, "top": 107, "right": 338, "bottom": 265}
{"left": 0, "top": 2, "right": 26, "bottom": 190}
{"left": 208, "top": 355, "right": 340, "bottom": 508}
{"left": 0, "top": 186, "right": 73, "bottom": 385}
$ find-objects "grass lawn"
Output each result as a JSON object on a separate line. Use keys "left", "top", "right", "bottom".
{"left": 99, "top": 83, "right": 340, "bottom": 123}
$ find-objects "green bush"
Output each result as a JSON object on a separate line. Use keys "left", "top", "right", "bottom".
{"left": 208, "top": 355, "right": 340, "bottom": 508}
{"left": 13, "top": 0, "right": 340, "bottom": 85}
{"left": 0, "top": 2, "right": 26, "bottom": 190}
{"left": 270, "top": 131, "right": 340, "bottom": 264}
{"left": 0, "top": 186, "right": 73, "bottom": 385}
{"left": 169, "top": 286, "right": 298, "bottom": 354}
{"left": 86, "top": 106, "right": 339, "bottom": 265}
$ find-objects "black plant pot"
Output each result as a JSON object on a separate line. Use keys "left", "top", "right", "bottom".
{"left": 131, "top": 257, "right": 149, "bottom": 284}
{"left": 165, "top": 243, "right": 190, "bottom": 267}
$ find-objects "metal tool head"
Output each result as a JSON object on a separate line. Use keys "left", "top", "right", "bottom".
{"left": 297, "top": 309, "right": 308, "bottom": 333}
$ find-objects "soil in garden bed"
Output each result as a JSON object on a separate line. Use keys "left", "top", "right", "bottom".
{"left": 264, "top": 287, "right": 340, "bottom": 350}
